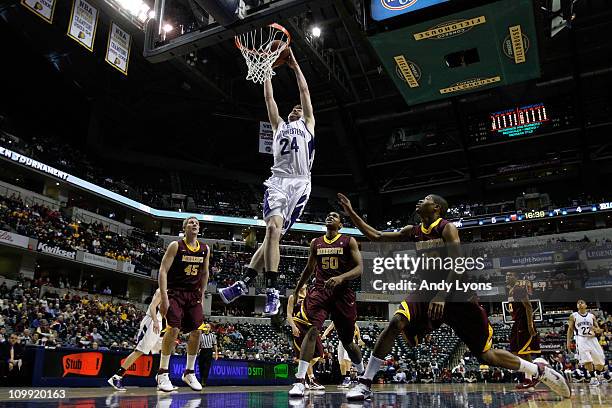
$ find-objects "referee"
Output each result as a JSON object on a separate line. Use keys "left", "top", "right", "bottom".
{"left": 198, "top": 323, "right": 218, "bottom": 386}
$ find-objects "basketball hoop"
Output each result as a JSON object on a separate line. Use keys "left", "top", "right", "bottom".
{"left": 235, "top": 23, "right": 291, "bottom": 84}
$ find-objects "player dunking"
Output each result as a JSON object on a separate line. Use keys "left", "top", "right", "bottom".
{"left": 337, "top": 193, "right": 570, "bottom": 400}
{"left": 220, "top": 48, "right": 315, "bottom": 316}
{"left": 288, "top": 211, "right": 364, "bottom": 397}
{"left": 287, "top": 286, "right": 325, "bottom": 391}
{"left": 567, "top": 300, "right": 607, "bottom": 386}
{"left": 156, "top": 216, "right": 210, "bottom": 392}
{"left": 107, "top": 289, "right": 162, "bottom": 391}
{"left": 506, "top": 271, "right": 541, "bottom": 389}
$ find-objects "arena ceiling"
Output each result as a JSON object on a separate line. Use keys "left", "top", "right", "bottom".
{"left": 1, "top": 0, "right": 611, "bottom": 203}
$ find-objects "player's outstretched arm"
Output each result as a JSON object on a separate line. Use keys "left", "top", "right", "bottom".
{"left": 286, "top": 294, "right": 300, "bottom": 336}
{"left": 158, "top": 241, "right": 178, "bottom": 316}
{"left": 287, "top": 48, "right": 314, "bottom": 133}
{"left": 566, "top": 314, "right": 575, "bottom": 351}
{"left": 337, "top": 193, "right": 411, "bottom": 242}
{"left": 522, "top": 295, "right": 536, "bottom": 337}
{"left": 264, "top": 79, "right": 282, "bottom": 132}
{"left": 201, "top": 245, "right": 211, "bottom": 299}
{"left": 149, "top": 289, "right": 162, "bottom": 333}
{"left": 294, "top": 239, "right": 317, "bottom": 293}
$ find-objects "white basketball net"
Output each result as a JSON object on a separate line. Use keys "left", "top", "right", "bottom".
{"left": 235, "top": 24, "right": 290, "bottom": 84}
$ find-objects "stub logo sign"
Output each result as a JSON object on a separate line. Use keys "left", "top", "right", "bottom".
{"left": 37, "top": 242, "right": 76, "bottom": 260}
{"left": 120, "top": 355, "right": 153, "bottom": 377}
{"left": 62, "top": 352, "right": 103, "bottom": 377}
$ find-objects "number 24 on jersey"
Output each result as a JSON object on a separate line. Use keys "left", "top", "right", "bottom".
{"left": 280, "top": 137, "right": 299, "bottom": 155}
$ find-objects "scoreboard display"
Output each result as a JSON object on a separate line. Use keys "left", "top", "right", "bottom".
{"left": 491, "top": 103, "right": 549, "bottom": 137}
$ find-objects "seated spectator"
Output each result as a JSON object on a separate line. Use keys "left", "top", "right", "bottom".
{"left": 0, "top": 333, "right": 24, "bottom": 380}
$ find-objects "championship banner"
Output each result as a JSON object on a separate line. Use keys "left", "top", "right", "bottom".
{"left": 258, "top": 121, "right": 273, "bottom": 154}
{"left": 105, "top": 22, "right": 131, "bottom": 75}
{"left": 67, "top": 0, "right": 98, "bottom": 52}
{"left": 0, "top": 230, "right": 29, "bottom": 249}
{"left": 21, "top": 0, "right": 57, "bottom": 24}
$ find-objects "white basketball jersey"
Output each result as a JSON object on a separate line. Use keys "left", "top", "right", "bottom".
{"left": 270, "top": 118, "right": 315, "bottom": 177}
{"left": 572, "top": 312, "right": 595, "bottom": 337}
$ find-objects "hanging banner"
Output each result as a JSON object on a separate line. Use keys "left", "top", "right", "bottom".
{"left": 20, "top": 0, "right": 57, "bottom": 24}
{"left": 105, "top": 22, "right": 131, "bottom": 75}
{"left": 258, "top": 121, "right": 273, "bottom": 154}
{"left": 67, "top": 0, "right": 98, "bottom": 52}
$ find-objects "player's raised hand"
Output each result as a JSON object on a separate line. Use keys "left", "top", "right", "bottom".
{"left": 286, "top": 47, "right": 298, "bottom": 70}
{"left": 337, "top": 193, "right": 353, "bottom": 213}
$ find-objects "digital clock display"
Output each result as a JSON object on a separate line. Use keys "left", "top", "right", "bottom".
{"left": 524, "top": 210, "right": 546, "bottom": 219}
{"left": 491, "top": 103, "right": 549, "bottom": 137}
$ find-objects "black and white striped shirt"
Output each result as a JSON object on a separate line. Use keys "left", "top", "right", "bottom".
{"left": 200, "top": 332, "right": 217, "bottom": 349}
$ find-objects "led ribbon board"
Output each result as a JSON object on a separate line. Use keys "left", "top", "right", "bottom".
{"left": 0, "top": 145, "right": 362, "bottom": 235}
{"left": 371, "top": 0, "right": 449, "bottom": 22}
{"left": 452, "top": 202, "right": 611, "bottom": 229}
{"left": 491, "top": 103, "right": 549, "bottom": 137}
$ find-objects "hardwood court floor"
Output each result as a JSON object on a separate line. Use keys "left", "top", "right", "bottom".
{"left": 0, "top": 383, "right": 609, "bottom": 407}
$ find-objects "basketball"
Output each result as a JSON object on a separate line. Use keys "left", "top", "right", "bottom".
{"left": 270, "top": 40, "right": 290, "bottom": 67}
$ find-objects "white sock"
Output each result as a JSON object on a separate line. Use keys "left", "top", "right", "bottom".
{"left": 160, "top": 354, "right": 170, "bottom": 370}
{"left": 186, "top": 354, "right": 197, "bottom": 371}
{"left": 518, "top": 359, "right": 539, "bottom": 378}
{"left": 354, "top": 361, "right": 364, "bottom": 374}
{"left": 296, "top": 360, "right": 310, "bottom": 380}
{"left": 362, "top": 356, "right": 384, "bottom": 380}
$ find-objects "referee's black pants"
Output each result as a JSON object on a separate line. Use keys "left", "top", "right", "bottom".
{"left": 198, "top": 349, "right": 213, "bottom": 385}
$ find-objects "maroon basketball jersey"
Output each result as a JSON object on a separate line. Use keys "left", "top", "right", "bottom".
{"left": 313, "top": 234, "right": 355, "bottom": 287}
{"left": 509, "top": 284, "right": 529, "bottom": 326}
{"left": 167, "top": 239, "right": 208, "bottom": 290}
{"left": 405, "top": 218, "right": 450, "bottom": 247}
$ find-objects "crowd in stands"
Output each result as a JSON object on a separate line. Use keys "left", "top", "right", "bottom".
{"left": 1, "top": 125, "right": 270, "bottom": 221}
{"left": 0, "top": 194, "right": 164, "bottom": 269}
{"left": 1, "top": 274, "right": 610, "bottom": 385}
{"left": 0, "top": 277, "right": 144, "bottom": 355}
{"left": 0, "top": 277, "right": 294, "bottom": 364}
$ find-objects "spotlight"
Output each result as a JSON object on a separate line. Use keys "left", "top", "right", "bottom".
{"left": 162, "top": 24, "right": 173, "bottom": 33}
{"left": 148, "top": 10, "right": 155, "bottom": 19}
{"left": 311, "top": 26, "right": 321, "bottom": 38}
